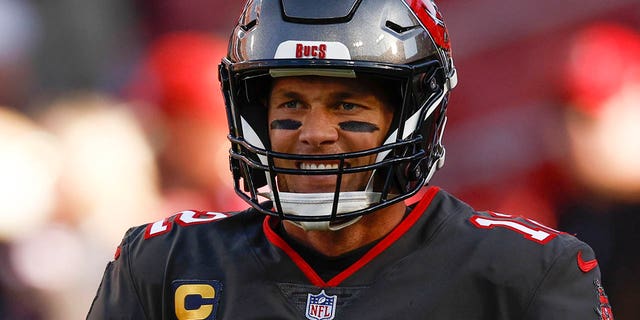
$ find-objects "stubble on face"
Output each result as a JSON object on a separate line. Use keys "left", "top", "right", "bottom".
{"left": 267, "top": 76, "right": 394, "bottom": 194}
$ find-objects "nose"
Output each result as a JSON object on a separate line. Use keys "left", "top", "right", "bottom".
{"left": 298, "top": 108, "right": 338, "bottom": 147}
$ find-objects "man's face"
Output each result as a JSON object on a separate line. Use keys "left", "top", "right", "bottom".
{"left": 267, "top": 76, "right": 394, "bottom": 193}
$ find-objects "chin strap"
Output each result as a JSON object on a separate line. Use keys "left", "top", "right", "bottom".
{"left": 262, "top": 191, "right": 381, "bottom": 231}
{"left": 295, "top": 217, "right": 361, "bottom": 231}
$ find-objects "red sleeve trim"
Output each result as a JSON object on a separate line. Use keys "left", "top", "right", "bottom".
{"left": 263, "top": 186, "right": 440, "bottom": 287}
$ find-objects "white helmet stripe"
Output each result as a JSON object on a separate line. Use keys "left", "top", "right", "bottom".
{"left": 375, "top": 88, "right": 447, "bottom": 163}
{"left": 241, "top": 117, "right": 272, "bottom": 187}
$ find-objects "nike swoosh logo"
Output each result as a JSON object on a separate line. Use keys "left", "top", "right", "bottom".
{"left": 577, "top": 250, "right": 598, "bottom": 273}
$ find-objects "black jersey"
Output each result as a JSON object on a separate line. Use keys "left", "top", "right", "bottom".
{"left": 87, "top": 187, "right": 613, "bottom": 319}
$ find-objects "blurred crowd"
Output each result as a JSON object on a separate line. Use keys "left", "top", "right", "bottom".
{"left": 0, "top": 0, "right": 638, "bottom": 319}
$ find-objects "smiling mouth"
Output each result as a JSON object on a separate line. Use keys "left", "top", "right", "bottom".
{"left": 298, "top": 162, "right": 350, "bottom": 170}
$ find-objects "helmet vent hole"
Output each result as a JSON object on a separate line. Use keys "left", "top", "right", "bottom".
{"left": 241, "top": 19, "right": 257, "bottom": 31}
{"left": 385, "top": 21, "right": 417, "bottom": 34}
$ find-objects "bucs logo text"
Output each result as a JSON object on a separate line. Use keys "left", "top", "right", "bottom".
{"left": 305, "top": 290, "right": 337, "bottom": 320}
{"left": 296, "top": 43, "right": 327, "bottom": 59}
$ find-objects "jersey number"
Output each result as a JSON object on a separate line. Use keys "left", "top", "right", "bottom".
{"left": 144, "top": 211, "right": 228, "bottom": 239}
{"left": 470, "top": 212, "right": 562, "bottom": 244}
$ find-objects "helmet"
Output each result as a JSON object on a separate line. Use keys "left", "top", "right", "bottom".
{"left": 219, "top": 0, "right": 457, "bottom": 229}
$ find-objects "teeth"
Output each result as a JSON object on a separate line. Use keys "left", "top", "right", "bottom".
{"left": 300, "top": 163, "right": 339, "bottom": 170}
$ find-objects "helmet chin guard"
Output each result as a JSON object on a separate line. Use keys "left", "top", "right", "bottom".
{"left": 219, "top": 0, "right": 456, "bottom": 228}
{"left": 272, "top": 191, "right": 381, "bottom": 231}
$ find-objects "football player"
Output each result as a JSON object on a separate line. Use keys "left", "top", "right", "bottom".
{"left": 88, "top": 0, "right": 613, "bottom": 319}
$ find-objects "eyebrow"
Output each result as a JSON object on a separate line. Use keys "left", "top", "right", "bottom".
{"left": 276, "top": 91, "right": 304, "bottom": 101}
{"left": 271, "top": 89, "right": 371, "bottom": 103}
{"left": 328, "top": 91, "right": 360, "bottom": 101}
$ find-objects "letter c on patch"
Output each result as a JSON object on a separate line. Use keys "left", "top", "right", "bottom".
{"left": 173, "top": 280, "right": 223, "bottom": 320}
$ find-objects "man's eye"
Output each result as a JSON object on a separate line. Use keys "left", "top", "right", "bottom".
{"left": 340, "top": 103, "right": 358, "bottom": 111}
{"left": 283, "top": 101, "right": 299, "bottom": 109}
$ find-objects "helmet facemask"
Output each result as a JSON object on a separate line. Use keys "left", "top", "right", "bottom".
{"left": 220, "top": 59, "right": 451, "bottom": 229}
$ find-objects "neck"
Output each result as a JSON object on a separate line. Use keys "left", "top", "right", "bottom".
{"left": 282, "top": 201, "right": 407, "bottom": 257}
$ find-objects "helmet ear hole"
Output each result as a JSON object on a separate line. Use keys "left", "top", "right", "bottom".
{"left": 406, "top": 158, "right": 427, "bottom": 182}
{"left": 425, "top": 75, "right": 438, "bottom": 91}
{"left": 411, "top": 69, "right": 442, "bottom": 106}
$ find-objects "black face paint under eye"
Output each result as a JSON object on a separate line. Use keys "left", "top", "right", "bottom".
{"left": 270, "top": 119, "right": 302, "bottom": 130}
{"left": 339, "top": 121, "right": 380, "bottom": 132}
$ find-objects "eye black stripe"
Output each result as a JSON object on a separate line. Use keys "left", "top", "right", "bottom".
{"left": 270, "top": 119, "right": 302, "bottom": 130}
{"left": 339, "top": 121, "right": 379, "bottom": 132}
{"left": 270, "top": 119, "right": 380, "bottom": 132}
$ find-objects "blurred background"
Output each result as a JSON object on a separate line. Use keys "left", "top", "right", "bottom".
{"left": 0, "top": 0, "right": 638, "bottom": 318}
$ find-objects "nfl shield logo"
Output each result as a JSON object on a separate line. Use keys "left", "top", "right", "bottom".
{"left": 305, "top": 290, "right": 337, "bottom": 320}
